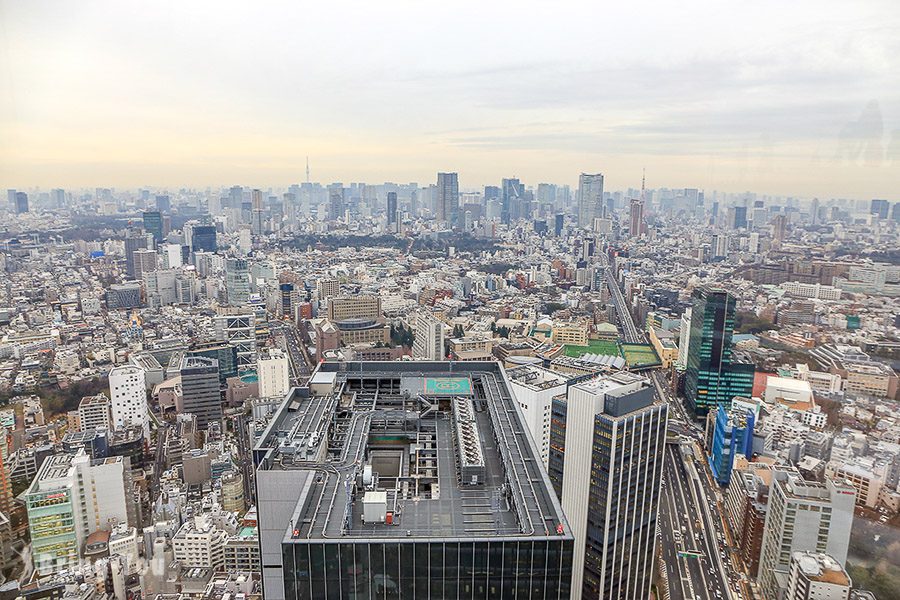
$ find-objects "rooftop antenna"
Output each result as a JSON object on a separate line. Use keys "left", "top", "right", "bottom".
{"left": 306, "top": 157, "right": 310, "bottom": 184}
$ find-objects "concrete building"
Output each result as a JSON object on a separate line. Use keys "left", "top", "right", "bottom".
{"left": 506, "top": 365, "right": 571, "bottom": 467}
{"left": 180, "top": 355, "right": 222, "bottom": 429}
{"left": 787, "top": 552, "right": 851, "bottom": 600}
{"left": 108, "top": 365, "right": 149, "bottom": 436}
{"left": 172, "top": 514, "right": 229, "bottom": 570}
{"left": 412, "top": 312, "right": 445, "bottom": 361}
{"left": 758, "top": 474, "right": 856, "bottom": 600}
{"left": 577, "top": 173, "right": 604, "bottom": 229}
{"left": 78, "top": 393, "right": 113, "bottom": 432}
{"left": 257, "top": 348, "right": 290, "bottom": 399}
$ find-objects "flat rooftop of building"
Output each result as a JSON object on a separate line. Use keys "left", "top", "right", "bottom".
{"left": 255, "top": 361, "right": 571, "bottom": 543}
{"left": 506, "top": 364, "right": 571, "bottom": 390}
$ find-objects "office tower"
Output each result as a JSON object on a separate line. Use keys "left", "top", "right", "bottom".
{"left": 108, "top": 365, "right": 149, "bottom": 436}
{"left": 436, "top": 172, "right": 459, "bottom": 226}
{"left": 386, "top": 191, "right": 398, "bottom": 228}
{"left": 221, "top": 471, "right": 246, "bottom": 514}
{"left": 629, "top": 198, "right": 644, "bottom": 237}
{"left": 190, "top": 224, "right": 217, "bottom": 253}
{"left": 255, "top": 362, "right": 574, "bottom": 600}
{"left": 554, "top": 213, "right": 564, "bottom": 236}
{"left": 506, "top": 365, "right": 571, "bottom": 467}
{"left": 711, "top": 233, "right": 728, "bottom": 259}
{"left": 729, "top": 205, "right": 748, "bottom": 229}
{"left": 7, "top": 189, "right": 16, "bottom": 210}
{"left": 892, "top": 202, "right": 900, "bottom": 221}
{"left": 556, "top": 372, "right": 667, "bottom": 598}
{"left": 577, "top": 173, "right": 603, "bottom": 229}
{"left": 758, "top": 474, "right": 855, "bottom": 600}
{"left": 25, "top": 450, "right": 135, "bottom": 575}
{"left": 870, "top": 198, "right": 889, "bottom": 220}
{"left": 180, "top": 355, "right": 222, "bottom": 429}
{"left": 124, "top": 232, "right": 147, "bottom": 279}
{"left": 251, "top": 188, "right": 265, "bottom": 234}
{"left": 709, "top": 404, "right": 755, "bottom": 485}
{"left": 225, "top": 257, "right": 250, "bottom": 305}
{"left": 748, "top": 232, "right": 760, "bottom": 254}
{"left": 14, "top": 192, "right": 28, "bottom": 214}
{"left": 155, "top": 194, "right": 171, "bottom": 213}
{"left": 105, "top": 282, "right": 143, "bottom": 310}
{"left": 132, "top": 248, "right": 158, "bottom": 280}
{"left": 484, "top": 184, "right": 500, "bottom": 214}
{"left": 328, "top": 185, "right": 345, "bottom": 221}
{"left": 143, "top": 210, "right": 163, "bottom": 244}
{"left": 810, "top": 197, "right": 820, "bottom": 225}
{"left": 78, "top": 393, "right": 113, "bottom": 431}
{"left": 786, "top": 553, "right": 851, "bottom": 600}
{"left": 144, "top": 269, "right": 178, "bottom": 307}
{"left": 412, "top": 312, "right": 445, "bottom": 360}
{"left": 327, "top": 294, "right": 382, "bottom": 321}
{"left": 257, "top": 349, "right": 290, "bottom": 399}
{"left": 500, "top": 177, "right": 523, "bottom": 225}
{"left": 684, "top": 286, "right": 755, "bottom": 417}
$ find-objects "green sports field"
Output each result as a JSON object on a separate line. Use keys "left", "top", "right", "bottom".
{"left": 619, "top": 343, "right": 662, "bottom": 368}
{"left": 563, "top": 339, "right": 621, "bottom": 358}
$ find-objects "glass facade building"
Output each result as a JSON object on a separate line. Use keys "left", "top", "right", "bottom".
{"left": 282, "top": 540, "right": 572, "bottom": 599}
{"left": 684, "top": 286, "right": 755, "bottom": 417}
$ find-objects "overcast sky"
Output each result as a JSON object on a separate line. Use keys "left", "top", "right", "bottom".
{"left": 1, "top": 1, "right": 898, "bottom": 198}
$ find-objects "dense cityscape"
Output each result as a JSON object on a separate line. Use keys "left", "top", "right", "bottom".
{"left": 0, "top": 178, "right": 896, "bottom": 600}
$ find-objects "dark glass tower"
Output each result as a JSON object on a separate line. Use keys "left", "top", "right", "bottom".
{"left": 143, "top": 211, "right": 163, "bottom": 245}
{"left": 684, "top": 286, "right": 755, "bottom": 417}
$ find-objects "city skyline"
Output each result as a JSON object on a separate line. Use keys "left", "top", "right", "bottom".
{"left": 1, "top": 1, "right": 898, "bottom": 197}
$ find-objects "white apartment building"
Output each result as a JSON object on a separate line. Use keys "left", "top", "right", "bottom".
{"left": 172, "top": 514, "right": 229, "bottom": 570}
{"left": 257, "top": 348, "right": 290, "bottom": 399}
{"left": 781, "top": 281, "right": 842, "bottom": 301}
{"left": 787, "top": 552, "right": 851, "bottom": 600}
{"left": 412, "top": 312, "right": 445, "bottom": 361}
{"left": 506, "top": 365, "right": 571, "bottom": 467}
{"left": 78, "top": 393, "right": 112, "bottom": 431}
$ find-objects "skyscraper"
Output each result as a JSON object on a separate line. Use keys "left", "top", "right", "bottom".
{"left": 412, "top": 312, "right": 445, "bottom": 360}
{"left": 225, "top": 257, "right": 250, "bottom": 305}
{"left": 386, "top": 191, "right": 398, "bottom": 229}
{"left": 577, "top": 173, "right": 603, "bottom": 229}
{"left": 132, "top": 248, "right": 158, "bottom": 281}
{"left": 684, "top": 286, "right": 755, "bottom": 417}
{"left": 709, "top": 404, "right": 755, "bottom": 485}
{"left": 501, "top": 177, "right": 523, "bottom": 225}
{"left": 14, "top": 191, "right": 29, "bottom": 214}
{"left": 180, "top": 355, "right": 222, "bottom": 429}
{"left": 557, "top": 372, "right": 667, "bottom": 599}
{"left": 436, "top": 172, "right": 459, "bottom": 226}
{"left": 870, "top": 198, "right": 889, "bottom": 220}
{"left": 257, "top": 348, "right": 290, "bottom": 399}
{"left": 629, "top": 198, "right": 644, "bottom": 237}
{"left": 251, "top": 189, "right": 266, "bottom": 234}
{"left": 155, "top": 194, "right": 171, "bottom": 213}
{"left": 124, "top": 232, "right": 148, "bottom": 279}
{"left": 190, "top": 225, "right": 217, "bottom": 253}
{"left": 255, "top": 362, "right": 574, "bottom": 600}
{"left": 143, "top": 211, "right": 163, "bottom": 245}
{"left": 554, "top": 213, "right": 564, "bottom": 237}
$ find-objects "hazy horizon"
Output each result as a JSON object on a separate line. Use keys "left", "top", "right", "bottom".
{"left": 1, "top": 1, "right": 898, "bottom": 199}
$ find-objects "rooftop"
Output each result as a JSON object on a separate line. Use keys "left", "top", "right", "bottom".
{"left": 255, "top": 361, "right": 571, "bottom": 542}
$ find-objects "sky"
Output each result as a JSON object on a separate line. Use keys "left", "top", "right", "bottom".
{"left": 1, "top": 0, "right": 898, "bottom": 198}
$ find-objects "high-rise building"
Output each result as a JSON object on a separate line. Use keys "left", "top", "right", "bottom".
{"left": 52, "top": 188, "right": 66, "bottom": 208}
{"left": 709, "top": 404, "right": 755, "bottom": 485}
{"left": 124, "top": 232, "right": 148, "bottom": 279}
{"left": 14, "top": 191, "right": 28, "bottom": 214}
{"left": 629, "top": 198, "right": 644, "bottom": 237}
{"left": 132, "top": 248, "right": 158, "bottom": 281}
{"left": 251, "top": 188, "right": 266, "bottom": 234}
{"left": 25, "top": 450, "right": 135, "bottom": 575}
{"left": 143, "top": 211, "right": 163, "bottom": 244}
{"left": 180, "top": 355, "right": 221, "bottom": 429}
{"left": 213, "top": 314, "right": 256, "bottom": 368}
{"left": 0, "top": 426, "right": 12, "bottom": 517}
{"left": 155, "top": 194, "right": 171, "bottom": 213}
{"left": 436, "top": 172, "right": 459, "bottom": 226}
{"left": 108, "top": 365, "right": 149, "bottom": 436}
{"left": 772, "top": 214, "right": 788, "bottom": 246}
{"left": 758, "top": 474, "right": 855, "bottom": 600}
{"left": 255, "top": 362, "right": 574, "bottom": 600}
{"left": 257, "top": 349, "right": 290, "bottom": 399}
{"left": 786, "top": 552, "right": 851, "bottom": 600}
{"left": 554, "top": 213, "right": 564, "bottom": 237}
{"left": 225, "top": 258, "right": 250, "bottom": 305}
{"left": 386, "top": 191, "right": 398, "bottom": 229}
{"left": 412, "top": 312, "right": 445, "bottom": 360}
{"left": 556, "top": 372, "right": 667, "bottom": 599}
{"left": 316, "top": 277, "right": 340, "bottom": 302}
{"left": 190, "top": 224, "right": 217, "bottom": 253}
{"left": 676, "top": 307, "right": 692, "bottom": 370}
{"left": 577, "top": 173, "right": 603, "bottom": 229}
{"left": 506, "top": 365, "right": 571, "bottom": 467}
{"left": 501, "top": 177, "right": 523, "bottom": 225}
{"left": 870, "top": 198, "right": 890, "bottom": 220}
{"left": 684, "top": 286, "right": 755, "bottom": 417}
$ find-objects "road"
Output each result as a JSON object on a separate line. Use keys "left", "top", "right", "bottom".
{"left": 271, "top": 321, "right": 312, "bottom": 385}
{"left": 604, "top": 268, "right": 744, "bottom": 599}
